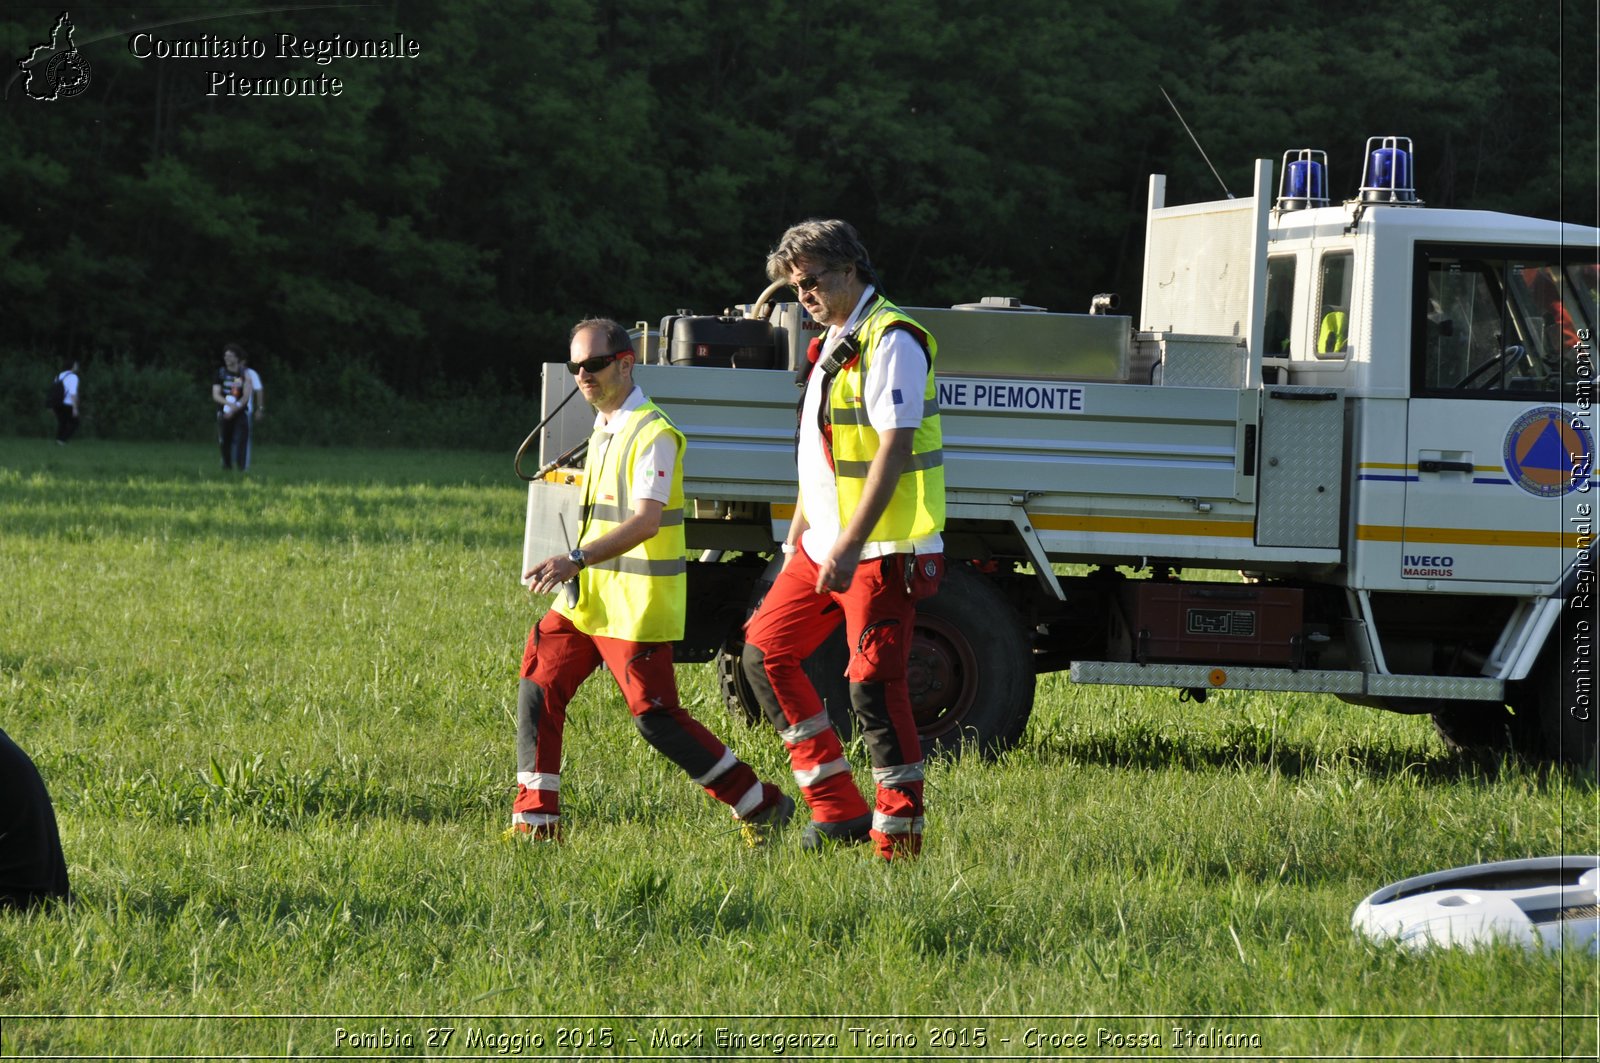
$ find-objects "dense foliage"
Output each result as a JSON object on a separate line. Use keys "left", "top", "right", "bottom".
{"left": 2, "top": 1, "right": 1595, "bottom": 443}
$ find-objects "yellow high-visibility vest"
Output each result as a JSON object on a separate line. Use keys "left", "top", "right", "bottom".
{"left": 1318, "top": 310, "right": 1348, "bottom": 353}
{"left": 557, "top": 400, "right": 687, "bottom": 642}
{"left": 827, "top": 297, "right": 944, "bottom": 543}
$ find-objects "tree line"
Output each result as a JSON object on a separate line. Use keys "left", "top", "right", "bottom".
{"left": 2, "top": 0, "right": 1594, "bottom": 446}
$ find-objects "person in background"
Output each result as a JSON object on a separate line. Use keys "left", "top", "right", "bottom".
{"left": 211, "top": 343, "right": 253, "bottom": 471}
{"left": 51, "top": 360, "right": 80, "bottom": 445}
{"left": 510, "top": 318, "right": 794, "bottom": 843}
{"left": 741, "top": 219, "right": 945, "bottom": 861}
{"left": 241, "top": 352, "right": 264, "bottom": 466}
{"left": 0, "top": 728, "right": 70, "bottom": 910}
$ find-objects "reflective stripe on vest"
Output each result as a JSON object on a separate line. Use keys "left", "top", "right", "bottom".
{"left": 828, "top": 298, "right": 945, "bottom": 542}
{"left": 830, "top": 395, "right": 941, "bottom": 425}
{"left": 556, "top": 401, "right": 688, "bottom": 642}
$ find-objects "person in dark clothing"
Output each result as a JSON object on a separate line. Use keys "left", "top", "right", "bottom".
{"left": 0, "top": 728, "right": 70, "bottom": 910}
{"left": 212, "top": 343, "right": 253, "bottom": 470}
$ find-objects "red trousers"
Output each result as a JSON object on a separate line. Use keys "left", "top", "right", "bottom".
{"left": 512, "top": 610, "right": 769, "bottom": 831}
{"left": 743, "top": 549, "right": 942, "bottom": 859}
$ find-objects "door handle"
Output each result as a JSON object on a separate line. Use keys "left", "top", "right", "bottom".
{"left": 1417, "top": 459, "right": 1474, "bottom": 474}
{"left": 1267, "top": 389, "right": 1339, "bottom": 401}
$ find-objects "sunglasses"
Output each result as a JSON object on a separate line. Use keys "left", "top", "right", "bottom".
{"left": 790, "top": 267, "right": 839, "bottom": 294}
{"left": 565, "top": 351, "right": 629, "bottom": 375}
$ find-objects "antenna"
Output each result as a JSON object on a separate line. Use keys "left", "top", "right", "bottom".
{"left": 1159, "top": 86, "right": 1233, "bottom": 199}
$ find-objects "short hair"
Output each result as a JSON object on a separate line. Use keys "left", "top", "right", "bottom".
{"left": 569, "top": 317, "right": 634, "bottom": 356}
{"left": 765, "top": 219, "right": 876, "bottom": 286}
{"left": 223, "top": 342, "right": 250, "bottom": 362}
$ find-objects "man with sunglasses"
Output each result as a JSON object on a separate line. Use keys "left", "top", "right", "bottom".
{"left": 512, "top": 318, "right": 793, "bottom": 843}
{"left": 742, "top": 221, "right": 944, "bottom": 861}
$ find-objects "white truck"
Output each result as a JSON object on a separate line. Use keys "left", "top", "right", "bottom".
{"left": 525, "top": 137, "right": 1598, "bottom": 767}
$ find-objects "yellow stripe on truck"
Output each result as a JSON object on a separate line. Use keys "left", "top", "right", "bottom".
{"left": 1358, "top": 524, "right": 1580, "bottom": 549}
{"left": 1030, "top": 514, "right": 1254, "bottom": 539}
{"left": 775, "top": 503, "right": 1254, "bottom": 539}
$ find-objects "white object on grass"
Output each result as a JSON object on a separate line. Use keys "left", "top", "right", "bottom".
{"left": 1353, "top": 856, "right": 1600, "bottom": 952}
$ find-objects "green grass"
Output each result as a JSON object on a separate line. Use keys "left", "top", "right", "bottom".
{"left": 0, "top": 437, "right": 1595, "bottom": 1059}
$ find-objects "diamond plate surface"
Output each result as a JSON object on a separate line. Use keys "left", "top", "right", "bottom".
{"left": 1071, "top": 660, "right": 1503, "bottom": 701}
{"left": 1157, "top": 335, "right": 1246, "bottom": 388}
{"left": 1365, "top": 673, "right": 1504, "bottom": 700}
{"left": 1072, "top": 661, "right": 1363, "bottom": 693}
{"left": 1256, "top": 388, "right": 1345, "bottom": 547}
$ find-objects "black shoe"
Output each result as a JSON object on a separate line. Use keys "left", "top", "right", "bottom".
{"left": 800, "top": 813, "right": 873, "bottom": 850}
{"left": 740, "top": 792, "right": 795, "bottom": 848}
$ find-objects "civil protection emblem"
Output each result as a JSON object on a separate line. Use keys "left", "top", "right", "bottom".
{"left": 1502, "top": 406, "right": 1592, "bottom": 497}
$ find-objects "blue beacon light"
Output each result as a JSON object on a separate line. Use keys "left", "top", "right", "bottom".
{"left": 1359, "top": 135, "right": 1419, "bottom": 204}
{"left": 1277, "top": 149, "right": 1329, "bottom": 211}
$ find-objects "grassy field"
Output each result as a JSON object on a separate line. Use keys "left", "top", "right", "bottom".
{"left": 0, "top": 437, "right": 1595, "bottom": 1060}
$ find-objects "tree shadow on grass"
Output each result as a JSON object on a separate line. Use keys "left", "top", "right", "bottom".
{"left": 0, "top": 456, "right": 516, "bottom": 549}
{"left": 55, "top": 752, "right": 500, "bottom": 829}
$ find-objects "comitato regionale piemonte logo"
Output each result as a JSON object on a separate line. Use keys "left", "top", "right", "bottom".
{"left": 16, "top": 11, "right": 92, "bottom": 101}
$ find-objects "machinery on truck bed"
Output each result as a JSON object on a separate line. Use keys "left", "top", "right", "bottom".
{"left": 524, "top": 137, "right": 1599, "bottom": 767}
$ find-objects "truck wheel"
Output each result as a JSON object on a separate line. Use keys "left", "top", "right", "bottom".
{"left": 715, "top": 629, "right": 852, "bottom": 737}
{"left": 1527, "top": 641, "right": 1597, "bottom": 771}
{"left": 908, "top": 564, "right": 1035, "bottom": 758}
{"left": 715, "top": 637, "right": 762, "bottom": 725}
{"left": 1429, "top": 701, "right": 1540, "bottom": 757}
{"left": 718, "top": 563, "right": 1036, "bottom": 759}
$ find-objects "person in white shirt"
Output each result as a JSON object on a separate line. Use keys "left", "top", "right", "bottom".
{"left": 51, "top": 361, "right": 80, "bottom": 445}
{"left": 243, "top": 361, "right": 264, "bottom": 423}
{"left": 510, "top": 318, "right": 793, "bottom": 844}
{"left": 741, "top": 220, "right": 946, "bottom": 861}
{"left": 241, "top": 355, "right": 264, "bottom": 467}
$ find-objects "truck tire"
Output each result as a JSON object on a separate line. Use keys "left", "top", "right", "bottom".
{"left": 716, "top": 628, "right": 852, "bottom": 737}
{"left": 717, "top": 562, "right": 1036, "bottom": 759}
{"left": 716, "top": 638, "right": 763, "bottom": 725}
{"left": 908, "top": 564, "right": 1035, "bottom": 758}
{"left": 1527, "top": 638, "right": 1597, "bottom": 771}
{"left": 1429, "top": 701, "right": 1540, "bottom": 758}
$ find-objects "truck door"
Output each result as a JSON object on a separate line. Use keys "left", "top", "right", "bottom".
{"left": 1404, "top": 244, "right": 1595, "bottom": 585}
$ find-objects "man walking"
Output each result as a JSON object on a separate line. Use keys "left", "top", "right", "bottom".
{"left": 212, "top": 343, "right": 253, "bottom": 471}
{"left": 512, "top": 318, "right": 793, "bottom": 842}
{"left": 241, "top": 352, "right": 264, "bottom": 467}
{"left": 742, "top": 220, "right": 945, "bottom": 861}
{"left": 49, "top": 360, "right": 80, "bottom": 445}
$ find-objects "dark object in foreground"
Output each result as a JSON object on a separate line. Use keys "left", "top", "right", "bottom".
{"left": 0, "top": 727, "right": 70, "bottom": 910}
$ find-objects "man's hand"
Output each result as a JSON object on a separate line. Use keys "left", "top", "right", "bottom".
{"left": 815, "top": 540, "right": 861, "bottom": 593}
{"left": 522, "top": 498, "right": 666, "bottom": 597}
{"left": 524, "top": 553, "right": 581, "bottom": 595}
{"left": 814, "top": 427, "right": 913, "bottom": 594}
{"left": 783, "top": 494, "right": 809, "bottom": 574}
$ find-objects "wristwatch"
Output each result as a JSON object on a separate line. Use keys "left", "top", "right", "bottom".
{"left": 567, "top": 548, "right": 587, "bottom": 570}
